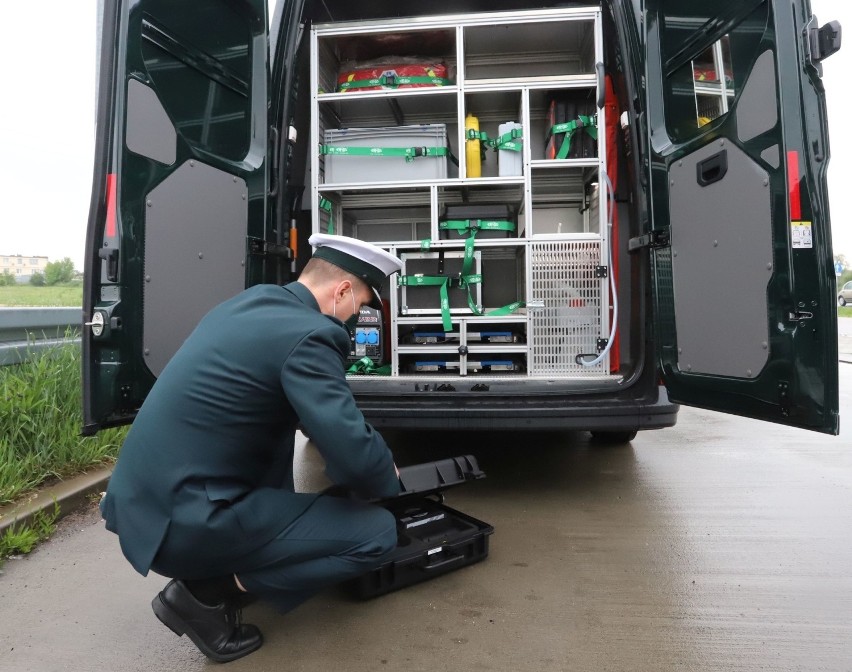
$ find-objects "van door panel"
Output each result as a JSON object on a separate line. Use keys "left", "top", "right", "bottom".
{"left": 668, "top": 141, "right": 772, "bottom": 379}
{"left": 83, "top": 0, "right": 268, "bottom": 432}
{"left": 645, "top": 0, "right": 839, "bottom": 434}
{"left": 143, "top": 162, "right": 248, "bottom": 376}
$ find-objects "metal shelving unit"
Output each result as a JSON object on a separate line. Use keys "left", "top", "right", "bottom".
{"left": 311, "top": 7, "right": 615, "bottom": 380}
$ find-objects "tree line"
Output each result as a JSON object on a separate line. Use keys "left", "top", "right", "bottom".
{"left": 0, "top": 257, "right": 77, "bottom": 286}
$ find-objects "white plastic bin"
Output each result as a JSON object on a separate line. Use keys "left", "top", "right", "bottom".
{"left": 323, "top": 125, "right": 450, "bottom": 184}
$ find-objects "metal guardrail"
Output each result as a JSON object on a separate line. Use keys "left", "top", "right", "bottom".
{"left": 0, "top": 307, "right": 82, "bottom": 366}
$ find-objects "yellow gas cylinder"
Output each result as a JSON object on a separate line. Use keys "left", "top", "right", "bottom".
{"left": 465, "top": 113, "right": 481, "bottom": 178}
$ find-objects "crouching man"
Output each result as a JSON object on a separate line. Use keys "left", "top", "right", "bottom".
{"left": 101, "top": 234, "right": 403, "bottom": 662}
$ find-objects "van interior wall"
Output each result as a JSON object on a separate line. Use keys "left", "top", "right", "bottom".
{"left": 279, "top": 0, "right": 642, "bottom": 380}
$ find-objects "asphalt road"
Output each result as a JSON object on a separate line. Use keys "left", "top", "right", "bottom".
{"left": 1, "top": 368, "right": 850, "bottom": 672}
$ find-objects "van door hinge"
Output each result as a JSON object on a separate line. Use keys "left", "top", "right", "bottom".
{"left": 628, "top": 229, "right": 670, "bottom": 252}
{"left": 248, "top": 237, "right": 293, "bottom": 260}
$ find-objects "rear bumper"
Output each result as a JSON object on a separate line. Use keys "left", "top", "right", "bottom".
{"left": 355, "top": 385, "right": 679, "bottom": 432}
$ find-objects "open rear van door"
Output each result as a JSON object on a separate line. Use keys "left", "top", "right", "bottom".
{"left": 643, "top": 0, "right": 841, "bottom": 433}
{"left": 83, "top": 0, "right": 270, "bottom": 433}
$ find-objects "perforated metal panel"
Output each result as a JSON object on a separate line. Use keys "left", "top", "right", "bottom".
{"left": 529, "top": 241, "right": 608, "bottom": 376}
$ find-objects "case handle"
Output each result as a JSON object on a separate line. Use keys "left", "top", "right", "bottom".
{"left": 420, "top": 552, "right": 465, "bottom": 572}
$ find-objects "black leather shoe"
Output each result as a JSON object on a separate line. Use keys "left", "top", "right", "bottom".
{"left": 152, "top": 580, "right": 263, "bottom": 663}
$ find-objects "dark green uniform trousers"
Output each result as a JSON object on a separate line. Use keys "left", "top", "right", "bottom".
{"left": 151, "top": 495, "right": 397, "bottom": 613}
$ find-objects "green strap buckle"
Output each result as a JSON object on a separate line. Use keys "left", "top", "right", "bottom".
{"left": 339, "top": 75, "right": 452, "bottom": 91}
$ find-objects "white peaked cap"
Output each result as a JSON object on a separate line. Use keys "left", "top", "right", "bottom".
{"left": 308, "top": 233, "right": 403, "bottom": 309}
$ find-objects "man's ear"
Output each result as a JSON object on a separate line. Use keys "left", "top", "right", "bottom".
{"left": 333, "top": 279, "right": 352, "bottom": 302}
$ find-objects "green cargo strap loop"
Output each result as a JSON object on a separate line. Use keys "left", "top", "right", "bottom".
{"left": 490, "top": 127, "right": 523, "bottom": 152}
{"left": 339, "top": 75, "right": 453, "bottom": 91}
{"left": 439, "top": 219, "right": 515, "bottom": 238}
{"left": 550, "top": 115, "right": 598, "bottom": 160}
{"left": 319, "top": 197, "right": 334, "bottom": 234}
{"left": 420, "top": 239, "right": 432, "bottom": 251}
{"left": 466, "top": 128, "right": 523, "bottom": 153}
{"left": 347, "top": 356, "right": 392, "bottom": 375}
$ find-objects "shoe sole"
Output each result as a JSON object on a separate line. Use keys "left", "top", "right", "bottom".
{"left": 151, "top": 594, "right": 263, "bottom": 663}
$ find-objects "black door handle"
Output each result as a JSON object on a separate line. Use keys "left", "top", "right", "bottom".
{"left": 696, "top": 149, "right": 728, "bottom": 186}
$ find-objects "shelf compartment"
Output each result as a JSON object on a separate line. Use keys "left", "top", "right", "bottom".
{"left": 321, "top": 124, "right": 457, "bottom": 185}
{"left": 318, "top": 89, "right": 458, "bottom": 128}
{"left": 440, "top": 203, "right": 519, "bottom": 241}
{"left": 463, "top": 19, "right": 595, "bottom": 84}
{"left": 320, "top": 186, "right": 432, "bottom": 243}
{"left": 316, "top": 28, "right": 456, "bottom": 96}
{"left": 528, "top": 88, "right": 598, "bottom": 162}
{"left": 463, "top": 90, "right": 524, "bottom": 179}
{"left": 398, "top": 353, "right": 526, "bottom": 376}
{"left": 398, "top": 250, "right": 483, "bottom": 317}
{"left": 437, "top": 182, "right": 525, "bottom": 240}
{"left": 529, "top": 166, "right": 598, "bottom": 235}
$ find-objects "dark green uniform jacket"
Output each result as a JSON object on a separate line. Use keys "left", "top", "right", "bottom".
{"left": 101, "top": 282, "right": 400, "bottom": 576}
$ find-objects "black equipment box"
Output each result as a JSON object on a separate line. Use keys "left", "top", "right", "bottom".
{"left": 439, "top": 204, "right": 517, "bottom": 240}
{"left": 352, "top": 455, "right": 493, "bottom": 599}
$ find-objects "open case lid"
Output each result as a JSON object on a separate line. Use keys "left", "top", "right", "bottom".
{"left": 386, "top": 454, "right": 485, "bottom": 502}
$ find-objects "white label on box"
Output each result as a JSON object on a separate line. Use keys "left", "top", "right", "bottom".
{"left": 427, "top": 546, "right": 442, "bottom": 555}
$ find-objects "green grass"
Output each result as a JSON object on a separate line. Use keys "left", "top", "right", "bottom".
{"left": 0, "top": 342, "right": 127, "bottom": 506}
{"left": 0, "top": 283, "right": 83, "bottom": 307}
{"left": 839, "top": 306, "right": 852, "bottom": 318}
{"left": 0, "top": 502, "right": 59, "bottom": 567}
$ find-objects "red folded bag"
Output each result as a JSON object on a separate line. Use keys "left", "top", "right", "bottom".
{"left": 337, "top": 63, "right": 451, "bottom": 92}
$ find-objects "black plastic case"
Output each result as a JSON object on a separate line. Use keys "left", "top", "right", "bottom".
{"left": 439, "top": 204, "right": 517, "bottom": 239}
{"left": 352, "top": 455, "right": 494, "bottom": 599}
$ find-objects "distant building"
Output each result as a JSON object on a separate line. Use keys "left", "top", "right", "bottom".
{"left": 1, "top": 254, "right": 49, "bottom": 282}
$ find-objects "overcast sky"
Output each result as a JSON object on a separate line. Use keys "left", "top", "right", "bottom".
{"left": 0, "top": 0, "right": 849, "bottom": 271}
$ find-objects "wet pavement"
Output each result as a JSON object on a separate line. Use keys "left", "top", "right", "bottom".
{"left": 1, "top": 367, "right": 850, "bottom": 671}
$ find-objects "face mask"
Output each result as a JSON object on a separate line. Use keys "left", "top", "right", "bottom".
{"left": 331, "top": 284, "right": 360, "bottom": 330}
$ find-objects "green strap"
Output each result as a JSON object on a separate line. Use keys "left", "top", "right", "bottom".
{"left": 319, "top": 197, "right": 334, "bottom": 234}
{"left": 398, "top": 234, "right": 524, "bottom": 332}
{"left": 347, "top": 356, "right": 391, "bottom": 375}
{"left": 550, "top": 115, "right": 598, "bottom": 160}
{"left": 439, "top": 219, "right": 515, "bottom": 237}
{"left": 339, "top": 75, "right": 452, "bottom": 91}
{"left": 320, "top": 144, "right": 448, "bottom": 163}
{"left": 466, "top": 128, "right": 523, "bottom": 153}
{"left": 398, "top": 273, "right": 455, "bottom": 331}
